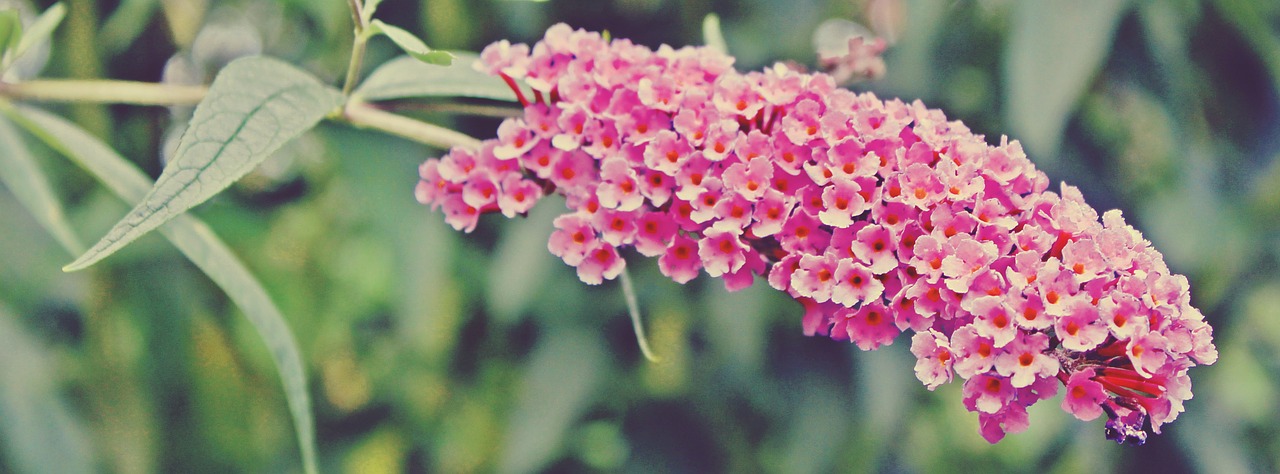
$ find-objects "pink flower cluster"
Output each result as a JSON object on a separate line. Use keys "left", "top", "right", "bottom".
{"left": 819, "top": 36, "right": 887, "bottom": 84}
{"left": 415, "top": 24, "right": 1217, "bottom": 444}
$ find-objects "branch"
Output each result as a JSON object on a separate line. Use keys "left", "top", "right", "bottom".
{"left": 0, "top": 80, "right": 207, "bottom": 105}
{"left": 620, "top": 267, "right": 660, "bottom": 362}
{"left": 341, "top": 100, "right": 481, "bottom": 150}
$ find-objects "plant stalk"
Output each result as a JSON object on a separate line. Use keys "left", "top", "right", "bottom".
{"left": 0, "top": 80, "right": 208, "bottom": 105}
{"left": 342, "top": 100, "right": 481, "bottom": 150}
{"left": 341, "top": 0, "right": 369, "bottom": 97}
{"left": 620, "top": 267, "right": 660, "bottom": 362}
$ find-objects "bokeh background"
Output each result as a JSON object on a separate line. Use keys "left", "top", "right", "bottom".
{"left": 1, "top": 0, "right": 1278, "bottom": 472}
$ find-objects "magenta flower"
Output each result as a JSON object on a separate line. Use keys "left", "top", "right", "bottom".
{"left": 1063, "top": 369, "right": 1108, "bottom": 421}
{"left": 418, "top": 24, "right": 1218, "bottom": 445}
{"left": 910, "top": 329, "right": 954, "bottom": 390}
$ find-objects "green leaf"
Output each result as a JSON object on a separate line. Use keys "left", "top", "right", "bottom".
{"left": 12, "top": 3, "right": 64, "bottom": 62}
{"left": 1214, "top": 0, "right": 1280, "bottom": 95}
{"left": 8, "top": 104, "right": 320, "bottom": 474}
{"left": 1003, "top": 0, "right": 1128, "bottom": 162}
{"left": 0, "top": 115, "right": 83, "bottom": 255}
{"left": 64, "top": 56, "right": 343, "bottom": 271}
{"left": 485, "top": 200, "right": 558, "bottom": 323}
{"left": 99, "top": 0, "right": 158, "bottom": 55}
{"left": 366, "top": 19, "right": 454, "bottom": 65}
{"left": 497, "top": 329, "right": 604, "bottom": 474}
{"left": 0, "top": 9, "right": 21, "bottom": 58}
{"left": 702, "top": 13, "right": 728, "bottom": 55}
{"left": 361, "top": 0, "right": 384, "bottom": 25}
{"left": 0, "top": 305, "right": 97, "bottom": 474}
{"left": 354, "top": 52, "right": 521, "bottom": 102}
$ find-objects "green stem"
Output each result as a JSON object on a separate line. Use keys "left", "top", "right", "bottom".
{"left": 342, "top": 100, "right": 481, "bottom": 150}
{"left": 0, "top": 80, "right": 208, "bottom": 105}
{"left": 341, "top": 0, "right": 369, "bottom": 97}
{"left": 2, "top": 79, "right": 481, "bottom": 150}
{"left": 620, "top": 267, "right": 660, "bottom": 362}
{"left": 388, "top": 101, "right": 523, "bottom": 118}
{"left": 347, "top": 0, "right": 364, "bottom": 27}
{"left": 342, "top": 32, "right": 369, "bottom": 97}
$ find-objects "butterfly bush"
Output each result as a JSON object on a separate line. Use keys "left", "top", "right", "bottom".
{"left": 415, "top": 24, "right": 1218, "bottom": 444}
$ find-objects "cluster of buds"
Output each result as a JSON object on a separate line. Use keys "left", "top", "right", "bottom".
{"left": 415, "top": 24, "right": 1217, "bottom": 444}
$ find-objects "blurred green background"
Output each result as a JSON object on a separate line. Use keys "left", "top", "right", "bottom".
{"left": 1, "top": 0, "right": 1279, "bottom": 472}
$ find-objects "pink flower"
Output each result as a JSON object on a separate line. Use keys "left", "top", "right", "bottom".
{"left": 817, "top": 177, "right": 870, "bottom": 228}
{"left": 908, "top": 234, "right": 947, "bottom": 283}
{"left": 1062, "top": 369, "right": 1107, "bottom": 421}
{"left": 419, "top": 24, "right": 1216, "bottom": 446}
{"left": 1062, "top": 239, "right": 1108, "bottom": 285}
{"left": 963, "top": 374, "right": 1015, "bottom": 415}
{"left": 594, "top": 209, "right": 637, "bottom": 246}
{"left": 750, "top": 189, "right": 794, "bottom": 237}
{"left": 1099, "top": 293, "right": 1147, "bottom": 340}
{"left": 547, "top": 214, "right": 596, "bottom": 266}
{"left": 722, "top": 156, "right": 774, "bottom": 201}
{"left": 596, "top": 158, "right": 644, "bottom": 211}
{"left": 711, "top": 192, "right": 755, "bottom": 232}
{"left": 440, "top": 195, "right": 480, "bottom": 232}
{"left": 976, "top": 405, "right": 1029, "bottom": 444}
{"left": 849, "top": 223, "right": 897, "bottom": 274}
{"left": 780, "top": 99, "right": 824, "bottom": 145}
{"left": 643, "top": 130, "right": 693, "bottom": 176}
{"left": 701, "top": 120, "right": 741, "bottom": 162}
{"left": 1008, "top": 292, "right": 1051, "bottom": 331}
{"left": 493, "top": 118, "right": 539, "bottom": 159}
{"left": 830, "top": 258, "right": 883, "bottom": 307}
{"left": 911, "top": 330, "right": 954, "bottom": 390}
{"left": 1055, "top": 296, "right": 1109, "bottom": 352}
{"left": 966, "top": 295, "right": 1017, "bottom": 348}
{"left": 818, "top": 35, "right": 887, "bottom": 84}
{"left": 659, "top": 234, "right": 702, "bottom": 284}
{"left": 634, "top": 211, "right": 678, "bottom": 257}
{"left": 838, "top": 302, "right": 899, "bottom": 351}
{"left": 951, "top": 325, "right": 998, "bottom": 379}
{"left": 895, "top": 163, "right": 943, "bottom": 209}
{"left": 790, "top": 253, "right": 839, "bottom": 302}
{"left": 577, "top": 241, "right": 625, "bottom": 285}
{"left": 477, "top": 39, "right": 530, "bottom": 78}
{"left": 993, "top": 331, "right": 1059, "bottom": 388}
{"left": 1127, "top": 331, "right": 1170, "bottom": 378}
{"left": 940, "top": 234, "right": 997, "bottom": 293}
{"left": 498, "top": 175, "right": 542, "bottom": 217}
{"left": 698, "top": 228, "right": 748, "bottom": 277}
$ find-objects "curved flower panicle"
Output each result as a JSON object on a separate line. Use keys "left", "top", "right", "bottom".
{"left": 417, "top": 23, "right": 1217, "bottom": 445}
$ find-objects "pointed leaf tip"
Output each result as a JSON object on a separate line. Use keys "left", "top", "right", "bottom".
{"left": 65, "top": 56, "right": 342, "bottom": 271}
{"left": 13, "top": 2, "right": 65, "bottom": 61}
{"left": 367, "top": 19, "right": 453, "bottom": 66}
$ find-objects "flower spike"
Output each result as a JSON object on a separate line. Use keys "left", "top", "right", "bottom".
{"left": 420, "top": 23, "right": 1217, "bottom": 444}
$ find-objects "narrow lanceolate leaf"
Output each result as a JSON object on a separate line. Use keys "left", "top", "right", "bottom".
{"left": 0, "top": 115, "right": 83, "bottom": 255}
{"left": 0, "top": 10, "right": 21, "bottom": 58}
{"left": 366, "top": 19, "right": 454, "bottom": 65}
{"left": 11, "top": 104, "right": 320, "bottom": 474}
{"left": 354, "top": 52, "right": 521, "bottom": 103}
{"left": 360, "top": 0, "right": 384, "bottom": 25}
{"left": 1004, "top": 0, "right": 1128, "bottom": 161}
{"left": 702, "top": 13, "right": 728, "bottom": 56}
{"left": 64, "top": 56, "right": 342, "bottom": 271}
{"left": 0, "top": 306, "right": 97, "bottom": 474}
{"left": 99, "top": 0, "right": 159, "bottom": 55}
{"left": 13, "top": 2, "right": 65, "bottom": 61}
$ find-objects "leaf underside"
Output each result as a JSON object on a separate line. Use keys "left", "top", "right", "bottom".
{"left": 11, "top": 105, "right": 320, "bottom": 474}
{"left": 0, "top": 115, "right": 83, "bottom": 255}
{"left": 65, "top": 55, "right": 342, "bottom": 271}
{"left": 354, "top": 52, "right": 523, "bottom": 103}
